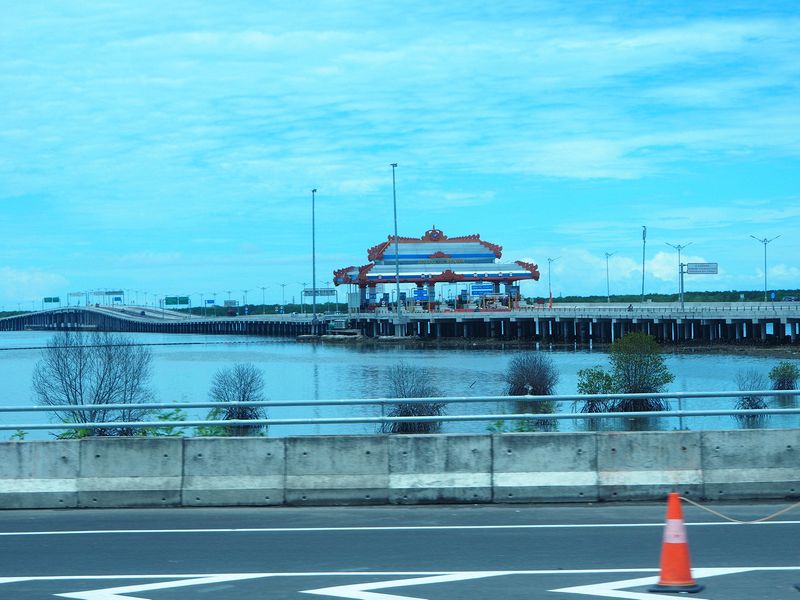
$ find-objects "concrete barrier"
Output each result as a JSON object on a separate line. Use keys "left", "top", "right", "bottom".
{"left": 0, "top": 440, "right": 79, "bottom": 509}
{"left": 285, "top": 436, "right": 388, "bottom": 505}
{"left": 702, "top": 429, "right": 800, "bottom": 500}
{"left": 389, "top": 435, "right": 491, "bottom": 503}
{"left": 1, "top": 429, "right": 799, "bottom": 509}
{"left": 492, "top": 433, "right": 598, "bottom": 502}
{"left": 597, "top": 431, "right": 703, "bottom": 501}
{"left": 182, "top": 438, "right": 285, "bottom": 506}
{"left": 78, "top": 437, "right": 183, "bottom": 508}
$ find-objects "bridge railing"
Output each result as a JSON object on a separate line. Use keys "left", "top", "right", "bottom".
{"left": 1, "top": 389, "right": 797, "bottom": 433}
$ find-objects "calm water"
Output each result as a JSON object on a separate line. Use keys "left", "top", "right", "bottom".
{"left": 1, "top": 331, "right": 797, "bottom": 438}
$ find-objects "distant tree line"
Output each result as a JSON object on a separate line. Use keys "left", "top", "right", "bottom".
{"left": 551, "top": 289, "right": 800, "bottom": 304}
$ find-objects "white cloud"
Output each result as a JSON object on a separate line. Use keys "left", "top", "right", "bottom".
{"left": 0, "top": 268, "right": 68, "bottom": 304}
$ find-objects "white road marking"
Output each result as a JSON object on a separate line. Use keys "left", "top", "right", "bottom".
{"left": 2, "top": 520, "right": 799, "bottom": 537}
{"left": 0, "top": 568, "right": 797, "bottom": 600}
{"left": 301, "top": 572, "right": 505, "bottom": 600}
{"left": 550, "top": 567, "right": 772, "bottom": 599}
{"left": 55, "top": 574, "right": 272, "bottom": 600}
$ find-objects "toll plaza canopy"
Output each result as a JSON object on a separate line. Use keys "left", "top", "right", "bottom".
{"left": 333, "top": 227, "right": 540, "bottom": 304}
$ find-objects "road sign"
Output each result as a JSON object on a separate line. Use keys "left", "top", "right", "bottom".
{"left": 43, "top": 297, "right": 60, "bottom": 303}
{"left": 205, "top": 299, "right": 216, "bottom": 305}
{"left": 413, "top": 289, "right": 428, "bottom": 300}
{"left": 686, "top": 262, "right": 718, "bottom": 274}
{"left": 303, "top": 288, "right": 337, "bottom": 297}
{"left": 223, "top": 300, "right": 239, "bottom": 307}
{"left": 471, "top": 283, "right": 494, "bottom": 295}
{"left": 164, "top": 296, "right": 178, "bottom": 306}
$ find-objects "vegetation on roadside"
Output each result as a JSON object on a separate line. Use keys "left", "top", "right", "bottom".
{"left": 504, "top": 352, "right": 559, "bottom": 431}
{"left": 33, "top": 332, "right": 155, "bottom": 437}
{"left": 198, "top": 363, "right": 268, "bottom": 437}
{"left": 768, "top": 361, "right": 800, "bottom": 390}
{"left": 380, "top": 364, "right": 445, "bottom": 434}
{"left": 575, "top": 332, "right": 673, "bottom": 414}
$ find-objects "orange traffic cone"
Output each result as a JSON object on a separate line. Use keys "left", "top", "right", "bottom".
{"left": 648, "top": 492, "right": 705, "bottom": 594}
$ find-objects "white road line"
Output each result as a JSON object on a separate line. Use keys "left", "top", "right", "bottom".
{"left": 1, "top": 520, "right": 799, "bottom": 537}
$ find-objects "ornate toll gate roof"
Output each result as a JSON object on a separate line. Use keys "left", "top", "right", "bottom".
{"left": 334, "top": 227, "right": 540, "bottom": 287}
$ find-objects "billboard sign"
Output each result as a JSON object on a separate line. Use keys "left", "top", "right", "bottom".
{"left": 471, "top": 283, "right": 494, "bottom": 296}
{"left": 686, "top": 262, "right": 718, "bottom": 274}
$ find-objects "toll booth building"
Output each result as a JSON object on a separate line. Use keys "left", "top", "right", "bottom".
{"left": 333, "top": 227, "right": 540, "bottom": 308}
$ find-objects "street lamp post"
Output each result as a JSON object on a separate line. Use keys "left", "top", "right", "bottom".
{"left": 547, "top": 257, "right": 559, "bottom": 304}
{"left": 641, "top": 226, "right": 647, "bottom": 303}
{"left": 604, "top": 252, "right": 615, "bottom": 303}
{"left": 750, "top": 234, "right": 781, "bottom": 302}
{"left": 260, "top": 286, "right": 267, "bottom": 314}
{"left": 280, "top": 283, "right": 287, "bottom": 307}
{"left": 311, "top": 188, "right": 318, "bottom": 326}
{"left": 390, "top": 163, "right": 403, "bottom": 335}
{"left": 666, "top": 242, "right": 692, "bottom": 309}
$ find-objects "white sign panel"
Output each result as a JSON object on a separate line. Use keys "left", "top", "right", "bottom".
{"left": 686, "top": 262, "right": 718, "bottom": 274}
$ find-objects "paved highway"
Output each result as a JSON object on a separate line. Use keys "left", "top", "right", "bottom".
{"left": 1, "top": 501, "right": 798, "bottom": 599}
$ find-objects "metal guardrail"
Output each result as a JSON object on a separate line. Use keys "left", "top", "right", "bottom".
{"left": 0, "top": 390, "right": 797, "bottom": 431}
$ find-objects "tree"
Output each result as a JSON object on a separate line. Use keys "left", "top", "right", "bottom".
{"left": 206, "top": 363, "right": 267, "bottom": 436}
{"left": 381, "top": 364, "right": 445, "bottom": 434}
{"left": 768, "top": 361, "right": 800, "bottom": 390}
{"left": 734, "top": 368, "right": 768, "bottom": 428}
{"left": 506, "top": 352, "right": 559, "bottom": 431}
{"left": 32, "top": 332, "right": 154, "bottom": 436}
{"left": 607, "top": 332, "right": 673, "bottom": 411}
{"left": 575, "top": 366, "right": 614, "bottom": 413}
{"left": 573, "top": 333, "right": 673, "bottom": 415}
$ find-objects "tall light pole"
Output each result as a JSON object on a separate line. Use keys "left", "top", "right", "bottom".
{"left": 280, "top": 283, "right": 287, "bottom": 307}
{"left": 547, "top": 257, "right": 559, "bottom": 302}
{"left": 260, "top": 286, "right": 267, "bottom": 314}
{"left": 666, "top": 242, "right": 692, "bottom": 308}
{"left": 311, "top": 188, "right": 318, "bottom": 322}
{"left": 390, "top": 163, "right": 402, "bottom": 331}
{"left": 750, "top": 234, "right": 780, "bottom": 302}
{"left": 641, "top": 226, "right": 647, "bottom": 303}
{"left": 242, "top": 289, "right": 249, "bottom": 312}
{"left": 604, "top": 252, "right": 615, "bottom": 303}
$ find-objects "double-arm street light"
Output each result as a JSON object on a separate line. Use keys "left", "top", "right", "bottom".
{"left": 311, "top": 188, "right": 318, "bottom": 323}
{"left": 641, "top": 225, "right": 647, "bottom": 303}
{"left": 750, "top": 234, "right": 781, "bottom": 302}
{"left": 547, "top": 257, "right": 559, "bottom": 302}
{"left": 390, "top": 164, "right": 402, "bottom": 333}
{"left": 604, "top": 252, "right": 615, "bottom": 303}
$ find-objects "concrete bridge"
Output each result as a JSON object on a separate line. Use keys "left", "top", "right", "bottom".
{"left": 1, "top": 302, "right": 799, "bottom": 344}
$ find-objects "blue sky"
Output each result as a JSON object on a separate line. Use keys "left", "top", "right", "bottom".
{"left": 1, "top": 1, "right": 798, "bottom": 308}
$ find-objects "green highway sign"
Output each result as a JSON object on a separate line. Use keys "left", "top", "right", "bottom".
{"left": 43, "top": 297, "right": 60, "bottom": 303}
{"left": 165, "top": 296, "right": 190, "bottom": 306}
